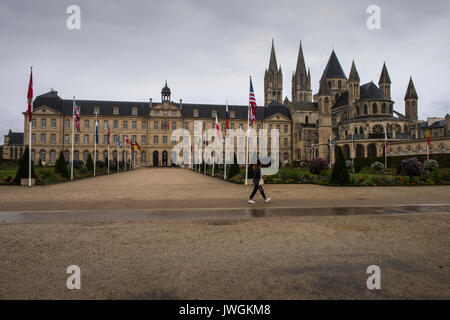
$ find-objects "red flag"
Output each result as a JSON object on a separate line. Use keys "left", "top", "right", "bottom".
{"left": 27, "top": 68, "right": 33, "bottom": 122}
{"left": 426, "top": 129, "right": 430, "bottom": 146}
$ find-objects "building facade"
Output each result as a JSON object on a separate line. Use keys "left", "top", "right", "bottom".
{"left": 14, "top": 40, "right": 449, "bottom": 166}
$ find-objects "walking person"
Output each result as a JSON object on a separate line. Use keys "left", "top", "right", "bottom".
{"left": 248, "top": 160, "right": 271, "bottom": 204}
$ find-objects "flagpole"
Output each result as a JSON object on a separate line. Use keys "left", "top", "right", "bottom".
{"left": 124, "top": 132, "right": 127, "bottom": 172}
{"left": 28, "top": 66, "right": 33, "bottom": 188}
{"left": 117, "top": 131, "right": 119, "bottom": 173}
{"left": 94, "top": 111, "right": 97, "bottom": 177}
{"left": 71, "top": 97, "right": 75, "bottom": 180}
{"left": 203, "top": 131, "right": 206, "bottom": 174}
{"left": 108, "top": 144, "right": 110, "bottom": 174}
{"left": 351, "top": 134, "right": 355, "bottom": 174}
{"left": 329, "top": 136, "right": 332, "bottom": 166}
{"left": 384, "top": 131, "right": 387, "bottom": 170}
{"left": 224, "top": 100, "right": 228, "bottom": 181}
{"left": 245, "top": 78, "right": 250, "bottom": 186}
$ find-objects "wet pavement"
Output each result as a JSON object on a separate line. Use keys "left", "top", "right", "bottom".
{"left": 1, "top": 204, "right": 449, "bottom": 224}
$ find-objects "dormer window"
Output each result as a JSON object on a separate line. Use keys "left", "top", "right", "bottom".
{"left": 154, "top": 110, "right": 159, "bottom": 116}
{"left": 172, "top": 111, "right": 177, "bottom": 116}
{"left": 132, "top": 107, "right": 137, "bottom": 116}
{"left": 212, "top": 110, "right": 217, "bottom": 118}
{"left": 230, "top": 111, "right": 235, "bottom": 119}
{"left": 94, "top": 106, "right": 100, "bottom": 114}
{"left": 113, "top": 107, "right": 119, "bottom": 115}
{"left": 193, "top": 109, "right": 199, "bottom": 117}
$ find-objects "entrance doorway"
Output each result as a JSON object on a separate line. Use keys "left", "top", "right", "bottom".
{"left": 153, "top": 151, "right": 159, "bottom": 166}
{"left": 162, "top": 151, "right": 168, "bottom": 167}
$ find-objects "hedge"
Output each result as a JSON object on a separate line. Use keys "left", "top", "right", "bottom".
{"left": 353, "top": 153, "right": 450, "bottom": 171}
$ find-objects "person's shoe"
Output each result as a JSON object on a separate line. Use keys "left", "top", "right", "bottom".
{"left": 265, "top": 197, "right": 271, "bottom": 203}
{"left": 248, "top": 199, "right": 256, "bottom": 204}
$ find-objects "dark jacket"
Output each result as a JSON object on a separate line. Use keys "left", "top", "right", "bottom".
{"left": 253, "top": 168, "right": 262, "bottom": 185}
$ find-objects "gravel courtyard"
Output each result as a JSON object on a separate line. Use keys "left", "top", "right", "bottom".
{"left": 0, "top": 168, "right": 449, "bottom": 299}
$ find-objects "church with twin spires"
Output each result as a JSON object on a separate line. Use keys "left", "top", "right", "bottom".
{"left": 10, "top": 40, "right": 449, "bottom": 166}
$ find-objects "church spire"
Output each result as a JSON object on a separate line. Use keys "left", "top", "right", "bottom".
{"left": 379, "top": 62, "right": 391, "bottom": 85}
{"left": 405, "top": 76, "right": 418, "bottom": 100}
{"left": 348, "top": 60, "right": 360, "bottom": 82}
{"left": 268, "top": 38, "right": 278, "bottom": 71}
{"left": 295, "top": 41, "right": 307, "bottom": 80}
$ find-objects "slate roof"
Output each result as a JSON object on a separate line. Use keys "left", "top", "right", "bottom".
{"left": 323, "top": 50, "right": 347, "bottom": 79}
{"left": 360, "top": 82, "right": 390, "bottom": 101}
{"left": 348, "top": 61, "right": 360, "bottom": 82}
{"left": 6, "top": 131, "right": 24, "bottom": 146}
{"left": 289, "top": 101, "right": 318, "bottom": 112}
{"left": 30, "top": 91, "right": 291, "bottom": 121}
{"left": 429, "top": 120, "right": 445, "bottom": 129}
{"left": 332, "top": 91, "right": 349, "bottom": 110}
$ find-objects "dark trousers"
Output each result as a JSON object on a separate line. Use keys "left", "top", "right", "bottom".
{"left": 250, "top": 183, "right": 266, "bottom": 200}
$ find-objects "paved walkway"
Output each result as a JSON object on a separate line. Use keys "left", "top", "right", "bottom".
{"left": 1, "top": 168, "right": 449, "bottom": 299}
{"left": 0, "top": 168, "right": 449, "bottom": 212}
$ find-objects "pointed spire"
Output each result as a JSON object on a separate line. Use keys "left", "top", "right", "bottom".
{"left": 318, "top": 72, "right": 331, "bottom": 95}
{"left": 323, "top": 50, "right": 346, "bottom": 79}
{"left": 268, "top": 38, "right": 278, "bottom": 71}
{"left": 295, "top": 41, "right": 307, "bottom": 78}
{"left": 348, "top": 60, "right": 360, "bottom": 82}
{"left": 379, "top": 62, "right": 391, "bottom": 85}
{"left": 404, "top": 76, "right": 418, "bottom": 100}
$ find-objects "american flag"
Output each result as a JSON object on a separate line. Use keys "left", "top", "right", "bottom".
{"left": 74, "top": 102, "right": 80, "bottom": 133}
{"left": 249, "top": 77, "right": 257, "bottom": 124}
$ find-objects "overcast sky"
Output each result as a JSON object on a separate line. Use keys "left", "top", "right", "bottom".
{"left": 1, "top": 0, "right": 450, "bottom": 138}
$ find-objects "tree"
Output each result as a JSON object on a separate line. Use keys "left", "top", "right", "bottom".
{"left": 14, "top": 146, "right": 35, "bottom": 185}
{"left": 330, "top": 146, "right": 351, "bottom": 186}
{"left": 228, "top": 154, "right": 240, "bottom": 179}
{"left": 54, "top": 151, "right": 69, "bottom": 178}
{"left": 86, "top": 152, "right": 94, "bottom": 171}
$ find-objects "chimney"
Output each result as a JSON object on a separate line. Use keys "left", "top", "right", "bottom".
{"left": 149, "top": 98, "right": 152, "bottom": 108}
{"left": 179, "top": 99, "right": 183, "bottom": 111}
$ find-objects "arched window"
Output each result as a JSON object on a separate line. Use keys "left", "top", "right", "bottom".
{"left": 364, "top": 104, "right": 368, "bottom": 115}
{"left": 74, "top": 150, "right": 79, "bottom": 161}
{"left": 354, "top": 127, "right": 358, "bottom": 135}
{"left": 9, "top": 147, "right": 13, "bottom": 158}
{"left": 103, "top": 150, "right": 108, "bottom": 161}
{"left": 389, "top": 104, "right": 393, "bottom": 113}
{"left": 40, "top": 150, "right": 46, "bottom": 163}
{"left": 50, "top": 150, "right": 56, "bottom": 163}
{"left": 328, "top": 81, "right": 332, "bottom": 89}
{"left": 356, "top": 106, "right": 360, "bottom": 115}
{"left": 305, "top": 115, "right": 309, "bottom": 124}
{"left": 359, "top": 127, "right": 364, "bottom": 135}
{"left": 83, "top": 150, "right": 89, "bottom": 162}
{"left": 382, "top": 103, "right": 386, "bottom": 113}
{"left": 372, "top": 103, "right": 377, "bottom": 114}
{"left": 338, "top": 80, "right": 342, "bottom": 89}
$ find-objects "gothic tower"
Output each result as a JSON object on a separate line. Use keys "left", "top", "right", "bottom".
{"left": 291, "top": 41, "right": 312, "bottom": 103}
{"left": 264, "top": 39, "right": 283, "bottom": 106}
{"left": 404, "top": 77, "right": 418, "bottom": 121}
{"left": 317, "top": 73, "right": 333, "bottom": 160}
{"left": 322, "top": 50, "right": 348, "bottom": 102}
{"left": 348, "top": 60, "right": 360, "bottom": 111}
{"left": 378, "top": 62, "right": 391, "bottom": 100}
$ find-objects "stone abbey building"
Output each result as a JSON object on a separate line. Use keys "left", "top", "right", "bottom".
{"left": 9, "top": 41, "right": 450, "bottom": 166}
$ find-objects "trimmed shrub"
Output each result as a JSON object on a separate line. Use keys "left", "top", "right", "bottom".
{"left": 308, "top": 158, "right": 329, "bottom": 175}
{"left": 399, "top": 157, "right": 423, "bottom": 177}
{"left": 371, "top": 161, "right": 385, "bottom": 171}
{"left": 86, "top": 153, "right": 94, "bottom": 171}
{"left": 228, "top": 154, "right": 240, "bottom": 179}
{"left": 330, "top": 146, "right": 350, "bottom": 186}
{"left": 423, "top": 159, "right": 439, "bottom": 172}
{"left": 54, "top": 151, "right": 69, "bottom": 178}
{"left": 14, "top": 146, "right": 36, "bottom": 185}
